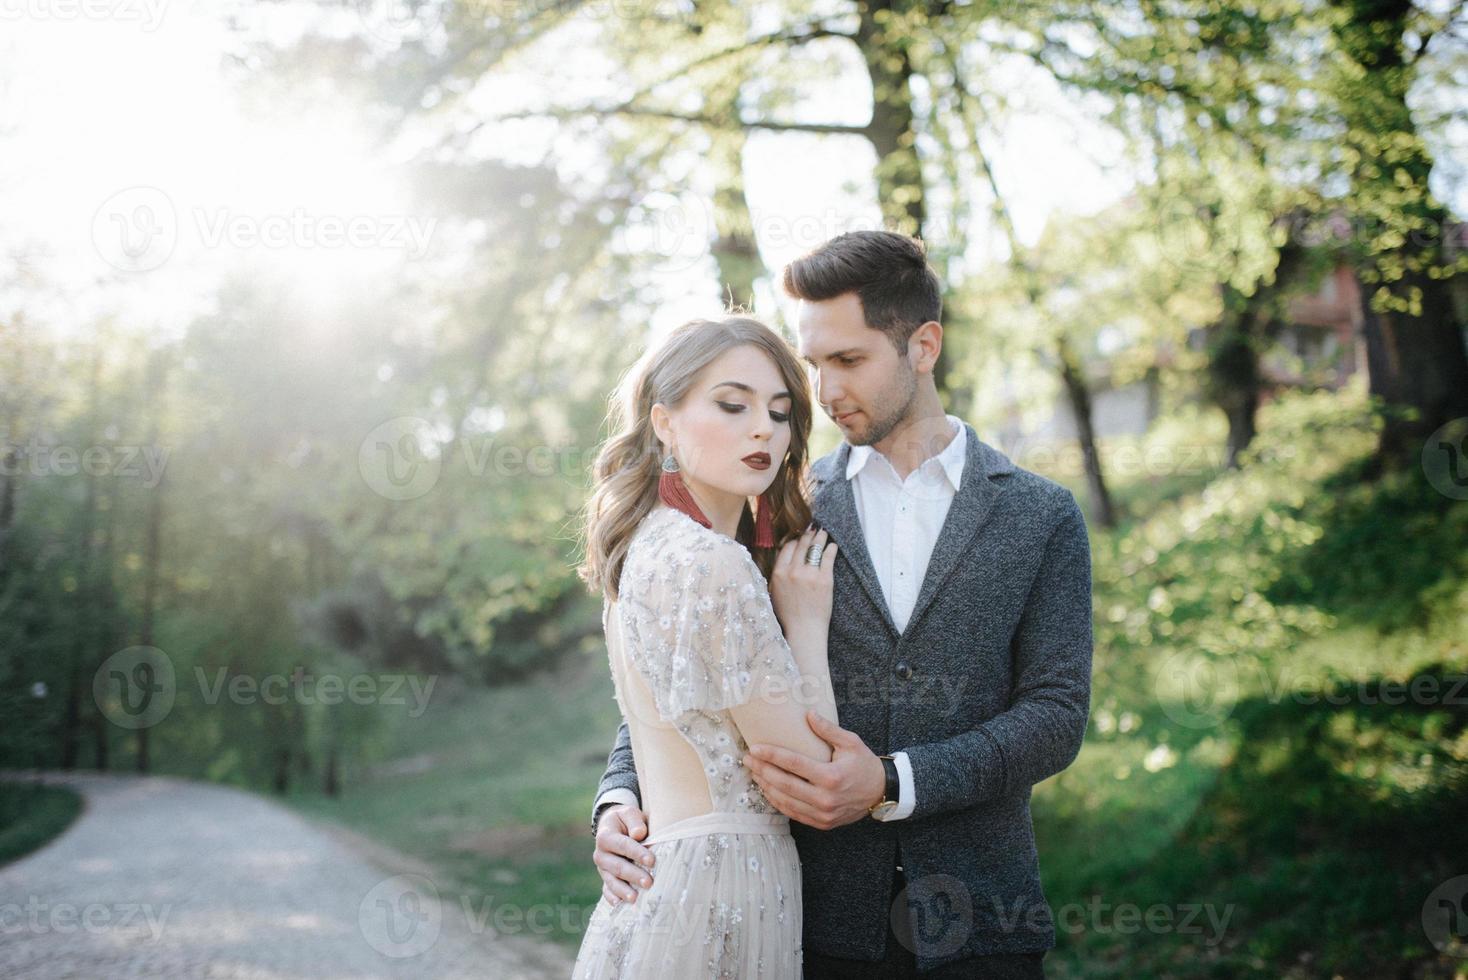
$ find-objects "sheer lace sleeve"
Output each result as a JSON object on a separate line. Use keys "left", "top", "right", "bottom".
{"left": 620, "top": 526, "right": 802, "bottom": 722}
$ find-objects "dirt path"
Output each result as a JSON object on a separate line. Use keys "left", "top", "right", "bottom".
{"left": 0, "top": 771, "right": 575, "bottom": 979}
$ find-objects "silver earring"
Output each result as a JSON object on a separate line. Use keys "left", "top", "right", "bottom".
{"left": 661, "top": 453, "right": 680, "bottom": 473}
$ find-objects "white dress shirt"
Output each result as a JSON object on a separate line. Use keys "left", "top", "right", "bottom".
{"left": 595, "top": 415, "right": 967, "bottom": 825}
{"left": 847, "top": 414, "right": 966, "bottom": 821}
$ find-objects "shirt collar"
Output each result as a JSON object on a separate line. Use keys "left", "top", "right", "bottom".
{"left": 845, "top": 414, "right": 967, "bottom": 491}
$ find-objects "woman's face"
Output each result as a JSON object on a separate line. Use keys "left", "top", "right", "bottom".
{"left": 652, "top": 344, "right": 795, "bottom": 509}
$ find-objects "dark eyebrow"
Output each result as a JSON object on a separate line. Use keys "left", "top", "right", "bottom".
{"left": 799, "top": 348, "right": 864, "bottom": 365}
{"left": 711, "top": 381, "right": 792, "bottom": 400}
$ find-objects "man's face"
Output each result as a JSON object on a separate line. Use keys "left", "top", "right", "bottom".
{"left": 795, "top": 291, "right": 917, "bottom": 447}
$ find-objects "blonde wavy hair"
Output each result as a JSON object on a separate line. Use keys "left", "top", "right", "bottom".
{"left": 578, "top": 316, "right": 816, "bottom": 601}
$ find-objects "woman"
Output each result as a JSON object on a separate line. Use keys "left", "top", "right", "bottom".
{"left": 573, "top": 316, "right": 839, "bottom": 978}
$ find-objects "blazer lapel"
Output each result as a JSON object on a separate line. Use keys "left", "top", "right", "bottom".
{"left": 902, "top": 424, "right": 1013, "bottom": 635}
{"left": 811, "top": 443, "right": 900, "bottom": 638}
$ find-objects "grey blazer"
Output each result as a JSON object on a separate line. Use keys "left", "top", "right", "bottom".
{"left": 593, "top": 422, "right": 1093, "bottom": 969}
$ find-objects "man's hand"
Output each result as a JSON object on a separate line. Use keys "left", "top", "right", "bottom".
{"left": 592, "top": 803, "right": 655, "bottom": 905}
{"left": 743, "top": 711, "right": 886, "bottom": 830}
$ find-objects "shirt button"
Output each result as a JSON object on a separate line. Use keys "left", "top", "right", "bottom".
{"left": 894, "top": 661, "right": 913, "bottom": 682}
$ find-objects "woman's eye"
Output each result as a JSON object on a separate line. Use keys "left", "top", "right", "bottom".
{"left": 719, "top": 401, "right": 787, "bottom": 423}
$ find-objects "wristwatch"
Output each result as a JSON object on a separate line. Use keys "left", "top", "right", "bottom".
{"left": 868, "top": 754, "right": 900, "bottom": 820}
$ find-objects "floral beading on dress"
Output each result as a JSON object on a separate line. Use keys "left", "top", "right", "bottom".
{"left": 616, "top": 506, "right": 804, "bottom": 814}
{"left": 573, "top": 506, "right": 808, "bottom": 979}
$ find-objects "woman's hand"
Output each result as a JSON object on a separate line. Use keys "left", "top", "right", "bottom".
{"left": 769, "top": 526, "right": 837, "bottom": 641}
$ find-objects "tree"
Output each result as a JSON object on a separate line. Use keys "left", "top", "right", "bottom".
{"left": 1325, "top": 0, "right": 1468, "bottom": 469}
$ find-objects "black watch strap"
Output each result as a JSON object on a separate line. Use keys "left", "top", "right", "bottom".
{"left": 879, "top": 755, "right": 899, "bottom": 804}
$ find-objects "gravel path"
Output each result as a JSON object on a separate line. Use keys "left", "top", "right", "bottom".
{"left": 0, "top": 772, "right": 575, "bottom": 979}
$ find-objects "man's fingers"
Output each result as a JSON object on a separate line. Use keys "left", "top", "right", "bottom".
{"left": 600, "top": 830, "right": 654, "bottom": 867}
{"left": 806, "top": 710, "right": 852, "bottom": 747}
{"left": 603, "top": 803, "right": 648, "bottom": 841}
{"left": 594, "top": 849, "right": 654, "bottom": 891}
{"left": 599, "top": 871, "right": 637, "bottom": 904}
{"left": 622, "top": 810, "right": 648, "bottom": 840}
{"left": 746, "top": 744, "right": 823, "bottom": 782}
{"left": 747, "top": 755, "right": 821, "bottom": 805}
{"left": 755, "top": 777, "right": 824, "bottom": 826}
{"left": 599, "top": 805, "right": 652, "bottom": 857}
{"left": 601, "top": 880, "right": 637, "bottom": 903}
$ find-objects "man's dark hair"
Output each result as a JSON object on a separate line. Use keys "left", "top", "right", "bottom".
{"left": 781, "top": 230, "right": 943, "bottom": 355}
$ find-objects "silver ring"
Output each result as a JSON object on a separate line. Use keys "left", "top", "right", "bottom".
{"left": 803, "top": 544, "right": 824, "bottom": 566}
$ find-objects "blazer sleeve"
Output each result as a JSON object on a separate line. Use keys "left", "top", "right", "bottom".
{"left": 590, "top": 718, "right": 640, "bottom": 828}
{"left": 903, "top": 490, "right": 1093, "bottom": 819}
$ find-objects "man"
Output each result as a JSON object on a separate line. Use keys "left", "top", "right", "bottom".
{"left": 590, "top": 230, "right": 1093, "bottom": 978}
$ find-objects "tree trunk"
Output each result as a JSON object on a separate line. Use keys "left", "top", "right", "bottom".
{"left": 136, "top": 351, "right": 169, "bottom": 773}
{"left": 1204, "top": 211, "right": 1315, "bottom": 467}
{"left": 1330, "top": 0, "right": 1468, "bottom": 469}
{"left": 1359, "top": 256, "right": 1468, "bottom": 466}
{"left": 856, "top": 0, "right": 952, "bottom": 401}
{"left": 856, "top": 0, "right": 925, "bottom": 237}
{"left": 274, "top": 745, "right": 291, "bottom": 794}
{"left": 90, "top": 474, "right": 123, "bottom": 772}
{"left": 1057, "top": 335, "right": 1116, "bottom": 528}
{"left": 59, "top": 656, "right": 82, "bottom": 770}
{"left": 324, "top": 743, "right": 340, "bottom": 798}
{"left": 0, "top": 322, "right": 22, "bottom": 569}
{"left": 61, "top": 347, "right": 105, "bottom": 770}
{"left": 0, "top": 444, "right": 15, "bottom": 569}
{"left": 707, "top": 77, "right": 761, "bottom": 312}
{"left": 1204, "top": 288, "right": 1262, "bottom": 469}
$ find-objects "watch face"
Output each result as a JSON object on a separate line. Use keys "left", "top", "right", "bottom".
{"left": 870, "top": 801, "right": 898, "bottom": 820}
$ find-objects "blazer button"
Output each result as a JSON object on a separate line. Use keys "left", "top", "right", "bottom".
{"left": 894, "top": 661, "right": 913, "bottom": 682}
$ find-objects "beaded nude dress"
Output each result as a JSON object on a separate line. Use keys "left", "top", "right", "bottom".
{"left": 573, "top": 504, "right": 825, "bottom": 980}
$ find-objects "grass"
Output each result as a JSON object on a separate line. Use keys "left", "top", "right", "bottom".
{"left": 0, "top": 780, "right": 84, "bottom": 867}
{"left": 282, "top": 647, "right": 620, "bottom": 948}
{"left": 284, "top": 384, "right": 1468, "bottom": 974}
{"left": 1030, "top": 387, "right": 1468, "bottom": 979}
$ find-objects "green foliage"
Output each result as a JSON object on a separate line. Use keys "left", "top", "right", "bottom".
{"left": 0, "top": 522, "right": 73, "bottom": 770}
{"left": 0, "top": 782, "right": 83, "bottom": 867}
{"left": 1035, "top": 385, "right": 1468, "bottom": 977}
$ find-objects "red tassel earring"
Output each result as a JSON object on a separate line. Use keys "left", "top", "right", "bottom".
{"left": 753, "top": 492, "right": 776, "bottom": 548}
{"left": 659, "top": 452, "right": 713, "bottom": 529}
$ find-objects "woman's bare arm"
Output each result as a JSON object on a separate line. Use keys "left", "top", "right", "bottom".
{"left": 727, "top": 526, "right": 839, "bottom": 762}
{"left": 727, "top": 620, "right": 837, "bottom": 763}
